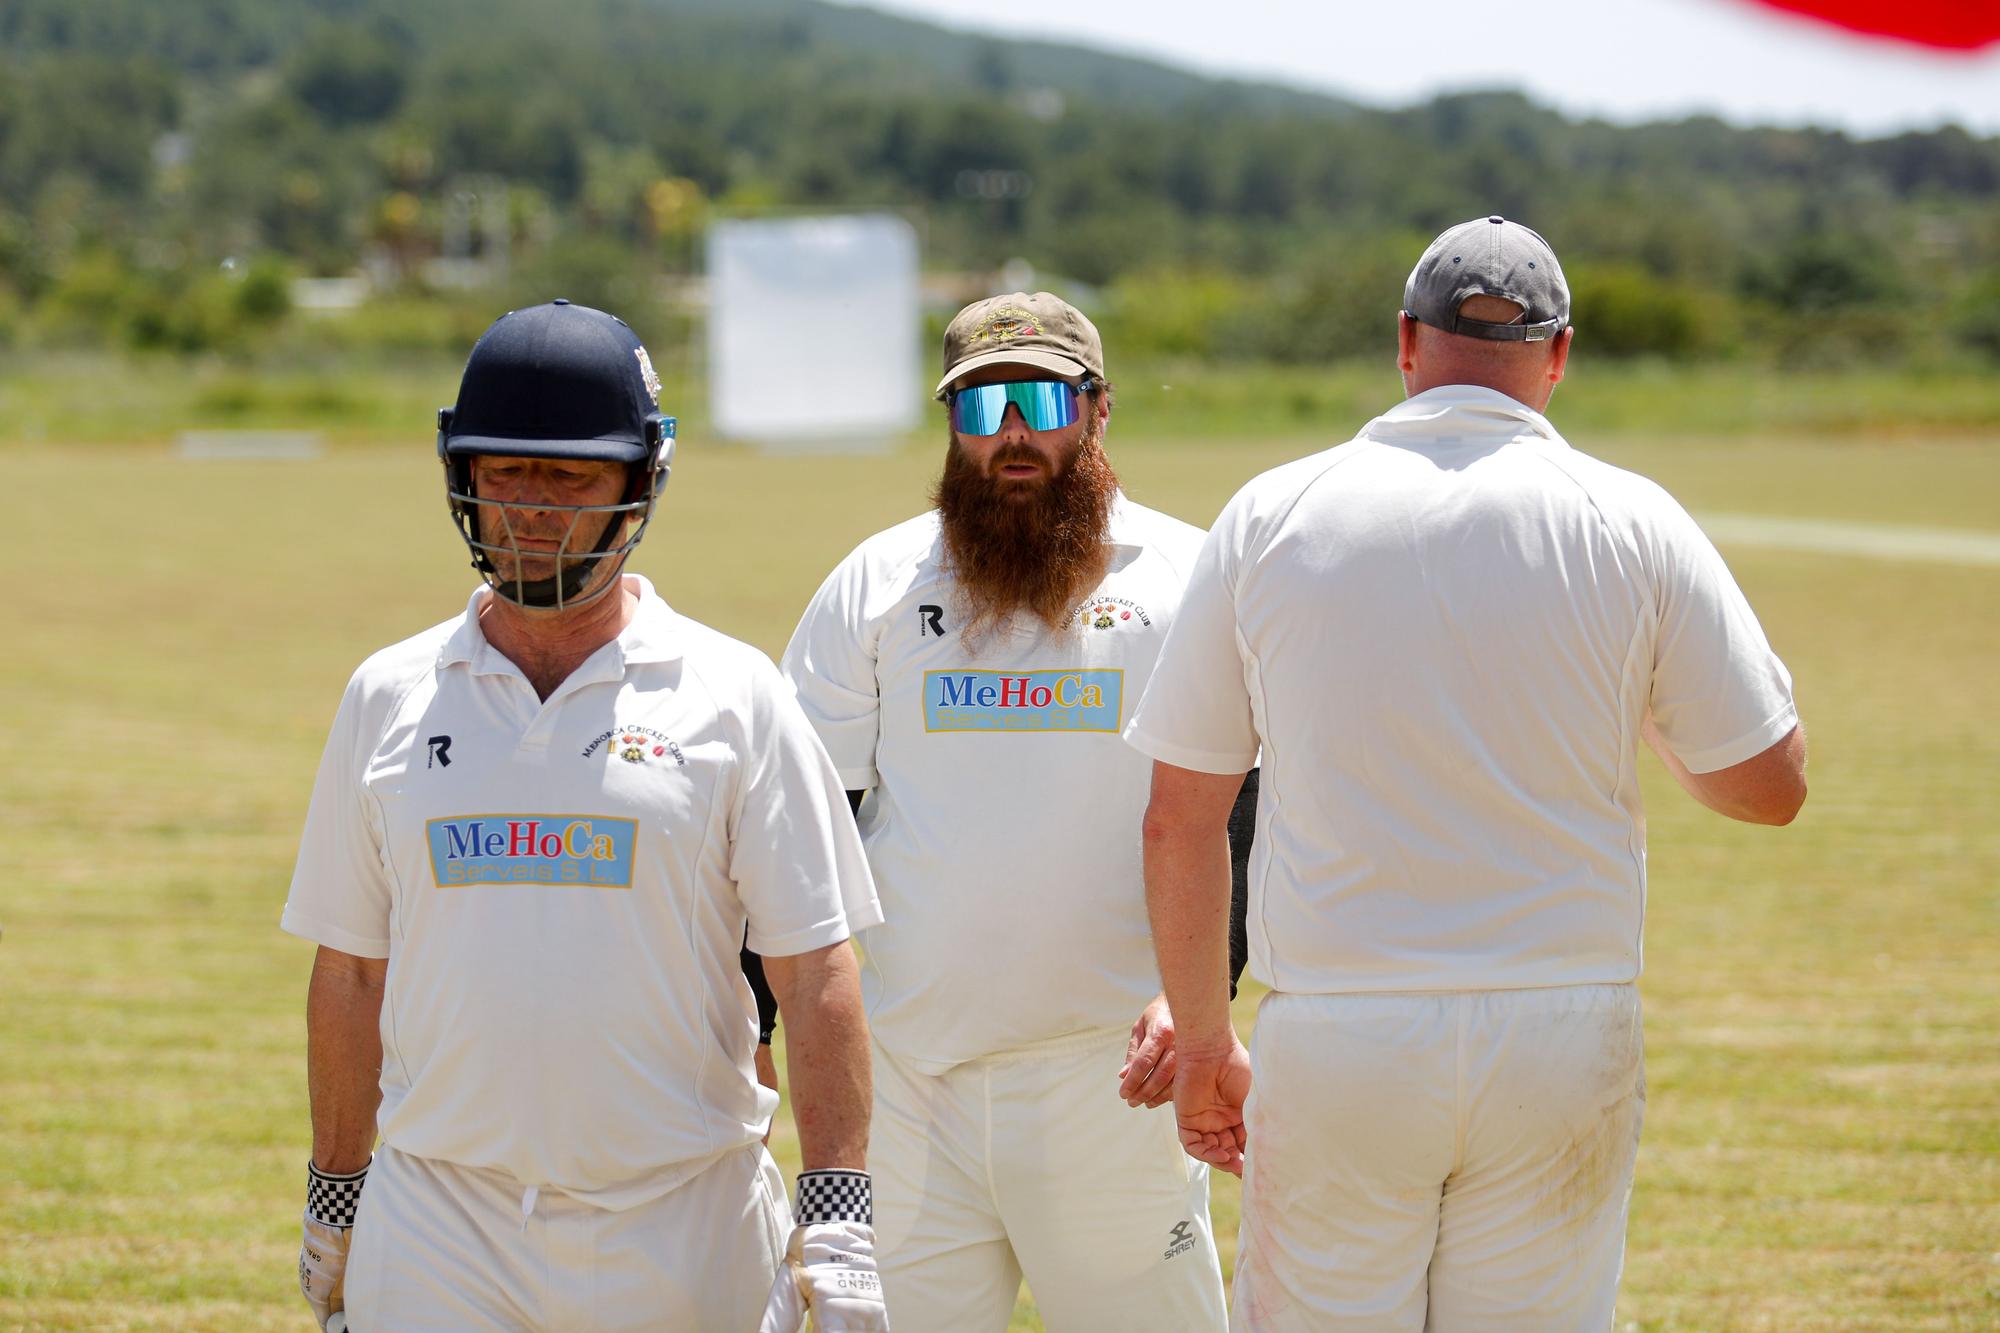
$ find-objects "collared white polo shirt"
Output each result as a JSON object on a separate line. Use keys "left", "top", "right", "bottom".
{"left": 282, "top": 575, "right": 880, "bottom": 1208}
{"left": 1126, "top": 386, "right": 1797, "bottom": 996}
{"left": 783, "top": 497, "right": 1206, "bottom": 1072}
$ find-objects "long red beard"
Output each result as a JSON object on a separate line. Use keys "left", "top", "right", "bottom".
{"left": 931, "top": 430, "right": 1120, "bottom": 647}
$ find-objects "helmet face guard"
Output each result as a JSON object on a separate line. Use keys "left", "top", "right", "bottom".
{"left": 437, "top": 409, "right": 677, "bottom": 612}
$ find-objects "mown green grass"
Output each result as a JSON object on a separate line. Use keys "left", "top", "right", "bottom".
{"left": 2, "top": 420, "right": 1995, "bottom": 1331}
{"left": 2, "top": 349, "right": 1996, "bottom": 449}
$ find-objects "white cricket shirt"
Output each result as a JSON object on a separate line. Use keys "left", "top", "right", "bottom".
{"left": 282, "top": 575, "right": 880, "bottom": 1208}
{"left": 1126, "top": 386, "right": 1797, "bottom": 995}
{"left": 782, "top": 497, "right": 1205, "bottom": 1072}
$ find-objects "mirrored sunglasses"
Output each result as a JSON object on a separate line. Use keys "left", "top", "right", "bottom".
{"left": 948, "top": 379, "right": 1090, "bottom": 436}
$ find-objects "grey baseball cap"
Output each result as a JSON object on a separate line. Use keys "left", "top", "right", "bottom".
{"left": 1404, "top": 216, "right": 1570, "bottom": 342}
{"left": 934, "top": 291, "right": 1105, "bottom": 398}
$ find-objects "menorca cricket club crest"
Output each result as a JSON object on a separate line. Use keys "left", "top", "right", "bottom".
{"left": 1078, "top": 596, "right": 1151, "bottom": 631}
{"left": 582, "top": 724, "right": 687, "bottom": 767}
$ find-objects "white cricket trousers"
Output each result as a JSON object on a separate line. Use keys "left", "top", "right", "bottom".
{"left": 1233, "top": 985, "right": 1645, "bottom": 1332}
{"left": 344, "top": 1140, "right": 791, "bottom": 1331}
{"left": 871, "top": 1026, "right": 1229, "bottom": 1332}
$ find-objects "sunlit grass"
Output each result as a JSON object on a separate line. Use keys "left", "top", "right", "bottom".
{"left": 2, "top": 350, "right": 1995, "bottom": 450}
{"left": 2, "top": 425, "right": 1995, "bottom": 1330}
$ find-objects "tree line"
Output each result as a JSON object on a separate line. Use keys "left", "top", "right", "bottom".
{"left": 1, "top": 0, "right": 1995, "bottom": 365}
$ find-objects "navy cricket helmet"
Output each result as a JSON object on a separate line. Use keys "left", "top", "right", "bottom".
{"left": 437, "top": 299, "right": 677, "bottom": 610}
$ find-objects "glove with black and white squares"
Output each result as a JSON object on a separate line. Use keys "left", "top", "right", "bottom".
{"left": 299, "top": 1158, "right": 369, "bottom": 1331}
{"left": 759, "top": 1169, "right": 887, "bottom": 1333}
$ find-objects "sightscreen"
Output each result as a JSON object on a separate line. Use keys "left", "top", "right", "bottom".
{"left": 706, "top": 213, "right": 922, "bottom": 448}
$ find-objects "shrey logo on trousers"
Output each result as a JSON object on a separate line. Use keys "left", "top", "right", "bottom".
{"left": 923, "top": 669, "right": 1123, "bottom": 732}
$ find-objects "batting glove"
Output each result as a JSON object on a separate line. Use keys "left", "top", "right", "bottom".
{"left": 758, "top": 1170, "right": 887, "bottom": 1333}
{"left": 299, "top": 1157, "right": 368, "bottom": 1332}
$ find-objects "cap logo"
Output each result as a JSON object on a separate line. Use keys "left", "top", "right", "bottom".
{"left": 634, "top": 347, "right": 662, "bottom": 404}
{"left": 970, "top": 306, "right": 1043, "bottom": 345}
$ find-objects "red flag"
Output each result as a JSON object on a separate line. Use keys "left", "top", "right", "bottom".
{"left": 1742, "top": 0, "right": 2000, "bottom": 49}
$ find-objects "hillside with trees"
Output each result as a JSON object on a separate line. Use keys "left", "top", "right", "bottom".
{"left": 1, "top": 0, "right": 1995, "bottom": 366}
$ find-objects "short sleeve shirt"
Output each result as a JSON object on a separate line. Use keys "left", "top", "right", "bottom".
{"left": 782, "top": 497, "right": 1206, "bottom": 1071}
{"left": 282, "top": 575, "right": 881, "bottom": 1207}
{"left": 1126, "top": 387, "right": 1797, "bottom": 994}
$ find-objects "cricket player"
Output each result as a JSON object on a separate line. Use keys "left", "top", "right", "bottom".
{"left": 779, "top": 292, "right": 1248, "bottom": 1329}
{"left": 282, "top": 299, "right": 889, "bottom": 1332}
{"left": 1129, "top": 218, "right": 1809, "bottom": 1330}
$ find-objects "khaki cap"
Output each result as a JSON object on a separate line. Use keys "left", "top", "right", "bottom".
{"left": 934, "top": 291, "right": 1105, "bottom": 399}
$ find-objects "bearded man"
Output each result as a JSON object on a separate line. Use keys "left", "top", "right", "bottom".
{"left": 777, "top": 292, "right": 1251, "bottom": 1330}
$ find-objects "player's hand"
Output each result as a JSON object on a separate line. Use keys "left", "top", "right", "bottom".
{"left": 757, "top": 1221, "right": 889, "bottom": 1332}
{"left": 299, "top": 1211, "right": 352, "bottom": 1330}
{"left": 1119, "top": 993, "right": 1178, "bottom": 1108}
{"left": 1172, "top": 1037, "right": 1252, "bottom": 1176}
{"left": 300, "top": 1157, "right": 368, "bottom": 1331}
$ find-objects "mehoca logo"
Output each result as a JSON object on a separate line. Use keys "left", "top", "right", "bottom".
{"left": 922, "top": 668, "right": 1124, "bottom": 733}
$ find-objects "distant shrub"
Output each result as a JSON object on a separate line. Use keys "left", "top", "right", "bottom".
{"left": 286, "top": 22, "right": 408, "bottom": 126}
{"left": 1949, "top": 273, "right": 2000, "bottom": 363}
{"left": 1566, "top": 263, "right": 1714, "bottom": 359}
{"left": 235, "top": 256, "right": 293, "bottom": 323}
{"left": 1740, "top": 231, "right": 1903, "bottom": 313}
{"left": 37, "top": 250, "right": 132, "bottom": 345}
{"left": 1099, "top": 267, "right": 1254, "bottom": 359}
{"left": 0, "top": 284, "right": 21, "bottom": 348}
{"left": 508, "top": 235, "right": 666, "bottom": 337}
{"left": 1231, "top": 236, "right": 1427, "bottom": 365}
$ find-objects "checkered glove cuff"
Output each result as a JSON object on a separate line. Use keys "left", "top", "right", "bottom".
{"left": 306, "top": 1158, "right": 370, "bottom": 1229}
{"left": 795, "top": 1169, "right": 872, "bottom": 1226}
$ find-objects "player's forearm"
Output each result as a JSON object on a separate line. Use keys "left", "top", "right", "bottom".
{"left": 1142, "top": 769, "right": 1241, "bottom": 1053}
{"left": 1644, "top": 714, "right": 1808, "bottom": 825}
{"left": 764, "top": 942, "right": 871, "bottom": 1171}
{"left": 306, "top": 946, "right": 387, "bottom": 1174}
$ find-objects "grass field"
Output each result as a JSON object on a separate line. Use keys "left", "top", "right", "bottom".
{"left": 5, "top": 349, "right": 2000, "bottom": 448}
{"left": 2, "top": 415, "right": 1996, "bottom": 1330}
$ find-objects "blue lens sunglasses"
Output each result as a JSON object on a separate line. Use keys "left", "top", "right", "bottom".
{"left": 948, "top": 378, "right": 1095, "bottom": 436}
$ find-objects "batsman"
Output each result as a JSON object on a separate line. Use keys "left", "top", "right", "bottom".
{"left": 282, "top": 300, "right": 887, "bottom": 1331}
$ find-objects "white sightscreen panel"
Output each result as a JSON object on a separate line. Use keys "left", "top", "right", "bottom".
{"left": 707, "top": 214, "right": 922, "bottom": 445}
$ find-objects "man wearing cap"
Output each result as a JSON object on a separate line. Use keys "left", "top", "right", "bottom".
{"left": 778, "top": 292, "right": 1245, "bottom": 1329}
{"left": 282, "top": 299, "right": 889, "bottom": 1332}
{"left": 1128, "top": 219, "right": 1808, "bottom": 1329}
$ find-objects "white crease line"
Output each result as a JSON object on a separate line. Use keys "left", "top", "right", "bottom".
{"left": 1696, "top": 513, "right": 2000, "bottom": 568}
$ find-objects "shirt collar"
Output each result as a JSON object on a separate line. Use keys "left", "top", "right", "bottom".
{"left": 1365, "top": 384, "right": 1564, "bottom": 447}
{"left": 1106, "top": 491, "right": 1149, "bottom": 552}
{"left": 436, "top": 573, "right": 683, "bottom": 674}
